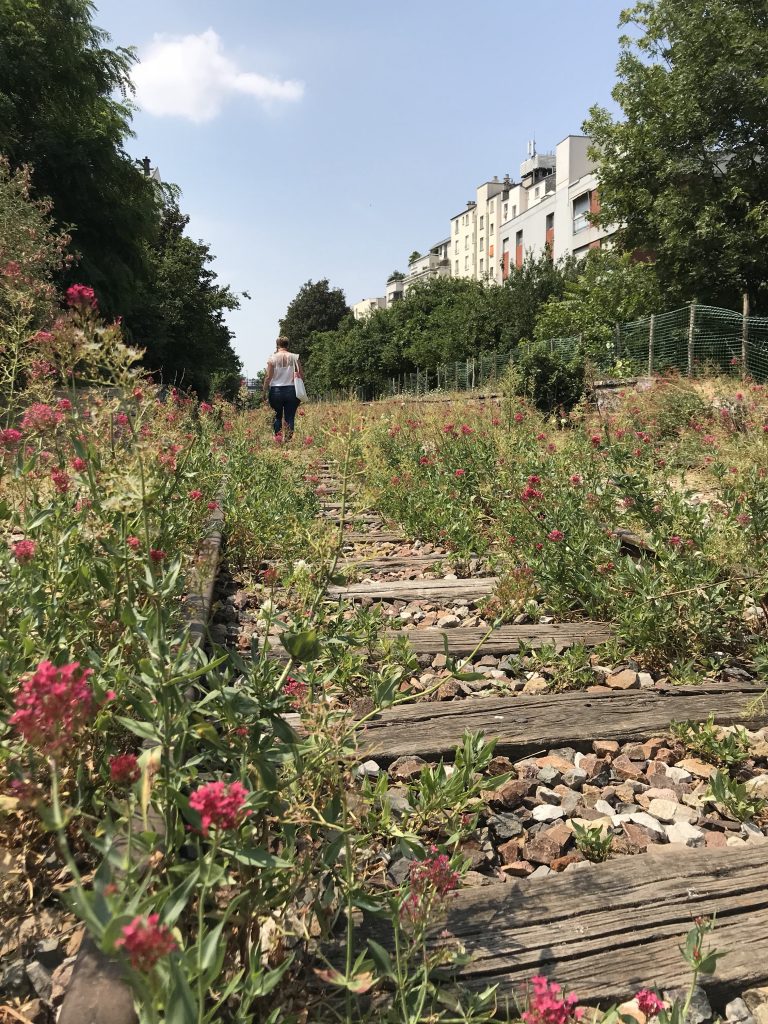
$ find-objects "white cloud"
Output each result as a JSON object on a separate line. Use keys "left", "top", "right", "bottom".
{"left": 133, "top": 29, "right": 304, "bottom": 123}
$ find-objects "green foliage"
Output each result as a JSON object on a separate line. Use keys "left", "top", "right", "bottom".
{"left": 584, "top": 0, "right": 768, "bottom": 308}
{"left": 512, "top": 340, "right": 587, "bottom": 412}
{"left": 535, "top": 250, "right": 661, "bottom": 362}
{"left": 571, "top": 821, "right": 613, "bottom": 862}
{"left": 707, "top": 770, "right": 766, "bottom": 822}
{"left": 670, "top": 714, "right": 751, "bottom": 767}
{"left": 279, "top": 278, "right": 350, "bottom": 359}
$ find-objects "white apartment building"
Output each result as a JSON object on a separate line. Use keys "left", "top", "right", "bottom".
{"left": 404, "top": 238, "right": 451, "bottom": 294}
{"left": 352, "top": 297, "right": 387, "bottom": 320}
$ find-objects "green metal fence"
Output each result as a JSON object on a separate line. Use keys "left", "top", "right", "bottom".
{"left": 317, "top": 302, "right": 767, "bottom": 402}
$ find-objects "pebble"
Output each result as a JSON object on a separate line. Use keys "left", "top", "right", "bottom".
{"left": 664, "top": 821, "right": 706, "bottom": 847}
{"left": 606, "top": 669, "right": 639, "bottom": 690}
{"left": 357, "top": 760, "right": 381, "bottom": 777}
{"left": 529, "top": 865, "right": 553, "bottom": 879}
{"left": 647, "top": 797, "right": 680, "bottom": 823}
{"left": 662, "top": 985, "right": 712, "bottom": 1024}
{"left": 437, "top": 614, "right": 460, "bottom": 628}
{"left": 665, "top": 765, "right": 693, "bottom": 785}
{"left": 725, "top": 998, "right": 757, "bottom": 1024}
{"left": 531, "top": 804, "right": 566, "bottom": 823}
{"left": 743, "top": 989, "right": 768, "bottom": 1024}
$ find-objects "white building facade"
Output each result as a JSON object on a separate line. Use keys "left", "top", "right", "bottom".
{"left": 352, "top": 297, "right": 387, "bottom": 321}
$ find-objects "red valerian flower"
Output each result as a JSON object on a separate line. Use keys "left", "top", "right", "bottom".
{"left": 0, "top": 428, "right": 22, "bottom": 448}
{"left": 402, "top": 845, "right": 459, "bottom": 922}
{"left": 10, "top": 661, "right": 94, "bottom": 754}
{"left": 21, "top": 403, "right": 62, "bottom": 432}
{"left": 188, "top": 489, "right": 203, "bottom": 501}
{"left": 569, "top": 474, "right": 582, "bottom": 485}
{"left": 514, "top": 412, "right": 525, "bottom": 423}
{"left": 57, "top": 398, "right": 72, "bottom": 412}
{"left": 110, "top": 753, "right": 140, "bottom": 786}
{"left": 262, "top": 568, "right": 278, "bottom": 586}
{"left": 12, "top": 540, "right": 36, "bottom": 563}
{"left": 51, "top": 468, "right": 71, "bottom": 494}
{"left": 590, "top": 434, "right": 602, "bottom": 447}
{"left": 460, "top": 424, "right": 473, "bottom": 435}
{"left": 199, "top": 402, "right": 213, "bottom": 414}
{"left": 66, "top": 284, "right": 98, "bottom": 310}
{"left": 115, "top": 914, "right": 176, "bottom": 971}
{"left": 207, "top": 501, "right": 220, "bottom": 511}
{"left": 668, "top": 535, "right": 682, "bottom": 547}
{"left": 547, "top": 529, "right": 565, "bottom": 542}
{"left": 521, "top": 485, "right": 543, "bottom": 502}
{"left": 635, "top": 991, "right": 666, "bottom": 1017}
{"left": 523, "top": 976, "right": 584, "bottom": 1024}
{"left": 149, "top": 548, "right": 166, "bottom": 563}
{"left": 283, "top": 676, "right": 308, "bottom": 708}
{"left": 454, "top": 469, "right": 466, "bottom": 477}
{"left": 188, "top": 780, "right": 250, "bottom": 836}
{"left": 303, "top": 435, "right": 314, "bottom": 446}
{"left": 126, "top": 536, "right": 141, "bottom": 550}
{"left": 70, "top": 457, "right": 87, "bottom": 472}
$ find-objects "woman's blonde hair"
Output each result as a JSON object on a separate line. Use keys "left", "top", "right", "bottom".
{"left": 276, "top": 336, "right": 290, "bottom": 349}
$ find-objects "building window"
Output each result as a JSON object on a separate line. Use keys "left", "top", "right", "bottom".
{"left": 573, "top": 192, "right": 590, "bottom": 232}
{"left": 455, "top": 260, "right": 459, "bottom": 274}
{"left": 479, "top": 258, "right": 484, "bottom": 273}
{"left": 454, "top": 221, "right": 459, "bottom": 235}
{"left": 512, "top": 205, "right": 517, "bottom": 218}
{"left": 464, "top": 237, "right": 468, "bottom": 250}
{"left": 479, "top": 236, "right": 484, "bottom": 250}
{"left": 535, "top": 186, "right": 540, "bottom": 198}
{"left": 489, "top": 201, "right": 494, "bottom": 212}
{"left": 455, "top": 240, "right": 459, "bottom": 254}
{"left": 490, "top": 222, "right": 494, "bottom": 233}
{"left": 503, "top": 203, "right": 508, "bottom": 220}
{"left": 479, "top": 215, "right": 484, "bottom": 229}
{"left": 464, "top": 255, "right": 469, "bottom": 270}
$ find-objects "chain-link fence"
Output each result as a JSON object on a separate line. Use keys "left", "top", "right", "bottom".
{"left": 316, "top": 302, "right": 766, "bottom": 402}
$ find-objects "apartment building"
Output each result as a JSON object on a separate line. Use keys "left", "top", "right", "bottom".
{"left": 404, "top": 238, "right": 451, "bottom": 294}
{"left": 352, "top": 297, "right": 386, "bottom": 320}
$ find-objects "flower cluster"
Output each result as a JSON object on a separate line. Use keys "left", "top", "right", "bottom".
{"left": 10, "top": 661, "right": 94, "bottom": 754}
{"left": 522, "top": 976, "right": 584, "bottom": 1024}
{"left": 110, "top": 753, "right": 140, "bottom": 786}
{"left": 66, "top": 283, "right": 98, "bottom": 310}
{"left": 401, "top": 846, "right": 459, "bottom": 923}
{"left": 283, "top": 676, "right": 308, "bottom": 708}
{"left": 20, "top": 402, "right": 62, "bottom": 432}
{"left": 188, "top": 780, "right": 250, "bottom": 836}
{"left": 635, "top": 990, "right": 666, "bottom": 1017}
{"left": 12, "top": 539, "right": 36, "bottom": 563}
{"left": 115, "top": 914, "right": 176, "bottom": 971}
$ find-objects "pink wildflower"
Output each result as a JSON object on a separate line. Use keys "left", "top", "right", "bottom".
{"left": 547, "top": 529, "right": 565, "bottom": 542}
{"left": 10, "top": 661, "right": 94, "bottom": 754}
{"left": 149, "top": 548, "right": 166, "bottom": 563}
{"left": 635, "top": 991, "right": 666, "bottom": 1017}
{"left": 199, "top": 401, "right": 213, "bottom": 414}
{"left": 668, "top": 535, "right": 682, "bottom": 547}
{"left": 303, "top": 435, "right": 314, "bottom": 446}
{"left": 207, "top": 501, "right": 220, "bottom": 511}
{"left": 0, "top": 428, "right": 22, "bottom": 449}
{"left": 51, "top": 468, "right": 71, "bottom": 494}
{"left": 12, "top": 539, "right": 36, "bottom": 563}
{"left": 66, "top": 284, "right": 98, "bottom": 310}
{"left": 20, "top": 403, "right": 61, "bottom": 432}
{"left": 460, "top": 424, "right": 473, "bottom": 435}
{"left": 402, "top": 845, "right": 459, "bottom": 921}
{"left": 523, "top": 976, "right": 584, "bottom": 1024}
{"left": 126, "top": 536, "right": 141, "bottom": 550}
{"left": 454, "top": 469, "right": 466, "bottom": 477}
{"left": 115, "top": 914, "right": 176, "bottom": 971}
{"left": 70, "top": 457, "right": 87, "bottom": 472}
{"left": 188, "top": 489, "right": 203, "bottom": 501}
{"left": 110, "top": 753, "right": 140, "bottom": 786}
{"left": 188, "top": 780, "right": 250, "bottom": 836}
{"left": 569, "top": 474, "right": 582, "bottom": 485}
{"left": 283, "top": 676, "right": 308, "bottom": 708}
{"left": 590, "top": 434, "right": 602, "bottom": 447}
{"left": 57, "top": 398, "right": 72, "bottom": 412}
{"left": 2, "top": 260, "right": 21, "bottom": 277}
{"left": 514, "top": 412, "right": 524, "bottom": 423}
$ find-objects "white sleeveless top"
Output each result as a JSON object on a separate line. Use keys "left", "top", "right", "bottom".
{"left": 267, "top": 350, "right": 298, "bottom": 387}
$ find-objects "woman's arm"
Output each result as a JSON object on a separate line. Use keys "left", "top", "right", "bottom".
{"left": 263, "top": 362, "right": 273, "bottom": 399}
{"left": 296, "top": 357, "right": 304, "bottom": 379}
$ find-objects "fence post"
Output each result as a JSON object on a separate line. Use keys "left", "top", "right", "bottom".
{"left": 742, "top": 292, "right": 750, "bottom": 377}
{"left": 472, "top": 358, "right": 476, "bottom": 389}
{"left": 648, "top": 314, "right": 655, "bottom": 377}
{"left": 687, "top": 301, "right": 697, "bottom": 377}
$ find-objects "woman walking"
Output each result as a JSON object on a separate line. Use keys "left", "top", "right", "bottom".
{"left": 263, "top": 336, "right": 304, "bottom": 439}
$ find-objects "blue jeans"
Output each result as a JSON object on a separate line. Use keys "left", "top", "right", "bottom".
{"left": 268, "top": 385, "right": 299, "bottom": 435}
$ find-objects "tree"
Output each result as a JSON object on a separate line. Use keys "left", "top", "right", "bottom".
{"left": 502, "top": 251, "right": 581, "bottom": 343}
{"left": 279, "top": 278, "right": 349, "bottom": 359}
{"left": 129, "top": 193, "right": 242, "bottom": 398}
{"left": 0, "top": 0, "right": 162, "bottom": 319}
{"left": 408, "top": 251, "right": 422, "bottom": 265}
{"left": 584, "top": 0, "right": 768, "bottom": 308}
{"left": 535, "top": 250, "right": 661, "bottom": 360}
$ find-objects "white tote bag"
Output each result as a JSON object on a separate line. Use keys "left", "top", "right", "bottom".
{"left": 293, "top": 355, "right": 307, "bottom": 401}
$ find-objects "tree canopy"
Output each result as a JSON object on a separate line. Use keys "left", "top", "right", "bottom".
{"left": 584, "top": 0, "right": 768, "bottom": 308}
{"left": 278, "top": 278, "right": 350, "bottom": 359}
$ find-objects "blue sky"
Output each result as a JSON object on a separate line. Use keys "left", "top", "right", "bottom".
{"left": 94, "top": 0, "right": 626, "bottom": 375}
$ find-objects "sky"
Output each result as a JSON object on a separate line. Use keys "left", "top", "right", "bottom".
{"left": 93, "top": 0, "right": 626, "bottom": 376}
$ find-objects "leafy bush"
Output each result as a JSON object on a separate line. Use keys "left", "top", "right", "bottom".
{"left": 511, "top": 340, "right": 586, "bottom": 412}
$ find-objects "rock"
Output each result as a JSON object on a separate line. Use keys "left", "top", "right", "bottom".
{"left": 432, "top": 653, "right": 448, "bottom": 669}
{"left": 497, "top": 838, "right": 523, "bottom": 862}
{"left": 560, "top": 791, "right": 583, "bottom": 815}
{"left": 523, "top": 677, "right": 549, "bottom": 694}
{"left": 488, "top": 813, "right": 525, "bottom": 842}
{"left": 524, "top": 822, "right": 571, "bottom": 864}
{"left": 664, "top": 821, "right": 706, "bottom": 847}
{"left": 488, "top": 756, "right": 516, "bottom": 775}
{"left": 51, "top": 956, "right": 76, "bottom": 1004}
{"left": 1, "top": 959, "right": 32, "bottom": 1000}
{"left": 530, "top": 865, "right": 553, "bottom": 879}
{"left": 388, "top": 857, "right": 415, "bottom": 885}
{"left": 612, "top": 755, "right": 647, "bottom": 781}
{"left": 536, "top": 786, "right": 562, "bottom": 806}
{"left": 459, "top": 838, "right": 489, "bottom": 869}
{"left": 562, "top": 767, "right": 588, "bottom": 790}
{"left": 384, "top": 789, "right": 412, "bottom": 817}
{"left": 463, "top": 870, "right": 494, "bottom": 887}
{"left": 742, "top": 990, "right": 768, "bottom": 1024}
{"left": 594, "top": 799, "right": 615, "bottom": 815}
{"left": 18, "top": 1001, "right": 48, "bottom": 1024}
{"left": 663, "top": 985, "right": 712, "bottom": 1024}
{"left": 25, "top": 961, "right": 53, "bottom": 1004}
{"left": 742, "top": 822, "right": 767, "bottom": 843}
{"left": 617, "top": 1000, "right": 647, "bottom": 1024}
{"left": 437, "top": 678, "right": 462, "bottom": 700}
{"left": 665, "top": 765, "right": 693, "bottom": 785}
{"left": 725, "top": 997, "right": 756, "bottom": 1024}
{"left": 501, "top": 859, "right": 535, "bottom": 878}
{"left": 677, "top": 758, "right": 714, "bottom": 779}
{"left": 531, "top": 804, "right": 565, "bottom": 823}
{"left": 358, "top": 759, "right": 380, "bottom": 777}
{"left": 727, "top": 835, "right": 747, "bottom": 846}
{"left": 389, "top": 755, "right": 427, "bottom": 782}
{"left": 638, "top": 672, "right": 655, "bottom": 688}
{"left": 488, "top": 778, "right": 535, "bottom": 808}
{"left": 704, "top": 830, "right": 728, "bottom": 848}
{"left": 746, "top": 774, "right": 768, "bottom": 799}
{"left": 537, "top": 766, "right": 560, "bottom": 785}
{"left": 647, "top": 798, "right": 680, "bottom": 823}
{"left": 550, "top": 852, "right": 584, "bottom": 871}
{"left": 622, "top": 822, "right": 653, "bottom": 851}
{"left": 623, "top": 743, "right": 649, "bottom": 761}
{"left": 628, "top": 812, "right": 667, "bottom": 838}
{"left": 437, "top": 614, "right": 460, "bottom": 628}
{"left": 640, "top": 738, "right": 666, "bottom": 759}
{"left": 593, "top": 740, "right": 620, "bottom": 757}
{"left": 606, "top": 669, "right": 639, "bottom": 689}
{"left": 576, "top": 754, "right": 608, "bottom": 780}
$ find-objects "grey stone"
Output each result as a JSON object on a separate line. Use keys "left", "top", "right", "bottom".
{"left": 725, "top": 998, "right": 756, "bottom": 1024}
{"left": 384, "top": 789, "right": 412, "bottom": 817}
{"left": 665, "top": 765, "right": 693, "bottom": 785}
{"left": 0, "top": 959, "right": 32, "bottom": 1000}
{"left": 529, "top": 865, "right": 553, "bottom": 878}
{"left": 628, "top": 812, "right": 667, "bottom": 837}
{"left": 648, "top": 797, "right": 680, "bottom": 823}
{"left": 536, "top": 786, "right": 562, "bottom": 805}
{"left": 594, "top": 799, "right": 615, "bottom": 816}
{"left": 563, "top": 768, "right": 588, "bottom": 790}
{"left": 26, "top": 962, "right": 53, "bottom": 1004}
{"left": 488, "top": 813, "right": 524, "bottom": 842}
{"left": 531, "top": 804, "right": 565, "bottom": 823}
{"left": 537, "top": 766, "right": 559, "bottom": 785}
{"left": 358, "top": 759, "right": 381, "bottom": 777}
{"left": 387, "top": 857, "right": 415, "bottom": 885}
{"left": 664, "top": 821, "right": 706, "bottom": 847}
{"left": 662, "top": 985, "right": 712, "bottom": 1024}
{"left": 743, "top": 988, "right": 768, "bottom": 1024}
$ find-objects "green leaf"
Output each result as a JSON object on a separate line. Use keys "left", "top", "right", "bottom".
{"left": 115, "top": 716, "right": 161, "bottom": 743}
{"left": 166, "top": 959, "right": 198, "bottom": 1024}
{"left": 27, "top": 507, "right": 55, "bottom": 530}
{"left": 226, "top": 846, "right": 290, "bottom": 869}
{"left": 281, "top": 629, "right": 321, "bottom": 662}
{"left": 366, "top": 939, "right": 394, "bottom": 979}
